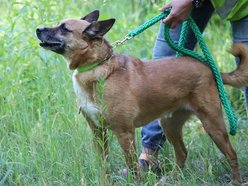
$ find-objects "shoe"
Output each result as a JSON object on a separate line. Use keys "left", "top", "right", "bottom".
{"left": 139, "top": 153, "right": 163, "bottom": 175}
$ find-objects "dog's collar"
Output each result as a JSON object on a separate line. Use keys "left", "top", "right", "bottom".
{"left": 77, "top": 61, "right": 101, "bottom": 73}
{"left": 77, "top": 54, "right": 113, "bottom": 73}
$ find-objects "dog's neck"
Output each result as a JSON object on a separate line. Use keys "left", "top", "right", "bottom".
{"left": 68, "top": 38, "right": 113, "bottom": 70}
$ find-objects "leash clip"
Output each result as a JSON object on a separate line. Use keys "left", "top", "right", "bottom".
{"left": 112, "top": 35, "right": 132, "bottom": 48}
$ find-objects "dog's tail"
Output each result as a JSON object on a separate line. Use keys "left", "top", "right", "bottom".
{"left": 221, "top": 43, "right": 248, "bottom": 88}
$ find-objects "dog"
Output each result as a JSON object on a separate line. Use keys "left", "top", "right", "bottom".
{"left": 36, "top": 10, "right": 248, "bottom": 182}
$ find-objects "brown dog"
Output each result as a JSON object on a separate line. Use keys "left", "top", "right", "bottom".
{"left": 36, "top": 10, "right": 248, "bottom": 182}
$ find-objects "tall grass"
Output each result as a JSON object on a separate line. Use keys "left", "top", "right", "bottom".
{"left": 0, "top": 0, "right": 247, "bottom": 185}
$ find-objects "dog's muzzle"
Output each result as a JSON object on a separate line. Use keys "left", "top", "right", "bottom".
{"left": 36, "top": 27, "right": 65, "bottom": 54}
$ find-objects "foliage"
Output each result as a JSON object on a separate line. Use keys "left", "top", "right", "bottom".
{"left": 0, "top": 0, "right": 247, "bottom": 185}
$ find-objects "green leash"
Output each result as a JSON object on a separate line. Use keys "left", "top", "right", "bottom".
{"left": 125, "top": 9, "right": 237, "bottom": 135}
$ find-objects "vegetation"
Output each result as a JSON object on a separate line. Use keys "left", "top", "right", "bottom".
{"left": 0, "top": 0, "right": 247, "bottom": 185}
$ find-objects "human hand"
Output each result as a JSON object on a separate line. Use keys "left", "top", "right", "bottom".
{"left": 160, "top": 0, "right": 193, "bottom": 28}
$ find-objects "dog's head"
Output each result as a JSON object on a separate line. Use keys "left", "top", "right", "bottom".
{"left": 36, "top": 10, "right": 115, "bottom": 69}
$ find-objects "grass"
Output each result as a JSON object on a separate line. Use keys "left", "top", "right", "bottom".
{"left": 0, "top": 0, "right": 248, "bottom": 185}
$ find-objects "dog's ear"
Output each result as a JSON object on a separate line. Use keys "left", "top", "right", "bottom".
{"left": 81, "top": 10, "right": 100, "bottom": 23}
{"left": 83, "top": 18, "right": 115, "bottom": 38}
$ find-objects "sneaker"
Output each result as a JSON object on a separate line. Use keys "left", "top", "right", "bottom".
{"left": 139, "top": 153, "right": 163, "bottom": 175}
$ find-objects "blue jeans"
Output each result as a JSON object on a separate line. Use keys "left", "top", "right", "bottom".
{"left": 141, "top": 0, "right": 248, "bottom": 150}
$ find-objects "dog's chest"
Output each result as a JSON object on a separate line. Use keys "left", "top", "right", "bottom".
{"left": 72, "top": 71, "right": 101, "bottom": 127}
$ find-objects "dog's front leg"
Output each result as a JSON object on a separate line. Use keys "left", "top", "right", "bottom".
{"left": 114, "top": 127, "right": 140, "bottom": 179}
{"left": 89, "top": 123, "right": 109, "bottom": 165}
{"left": 81, "top": 111, "right": 109, "bottom": 175}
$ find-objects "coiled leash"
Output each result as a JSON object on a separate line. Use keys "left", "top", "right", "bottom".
{"left": 113, "top": 9, "right": 238, "bottom": 135}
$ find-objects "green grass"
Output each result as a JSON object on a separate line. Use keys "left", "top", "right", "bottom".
{"left": 0, "top": 0, "right": 248, "bottom": 185}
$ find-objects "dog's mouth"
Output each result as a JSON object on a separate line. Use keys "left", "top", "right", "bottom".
{"left": 39, "top": 40, "right": 62, "bottom": 48}
{"left": 39, "top": 39, "right": 65, "bottom": 54}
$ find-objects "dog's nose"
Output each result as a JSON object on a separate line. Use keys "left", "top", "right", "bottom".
{"left": 36, "top": 27, "right": 47, "bottom": 34}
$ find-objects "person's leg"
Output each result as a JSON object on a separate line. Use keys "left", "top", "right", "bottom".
{"left": 231, "top": 15, "right": 248, "bottom": 116}
{"left": 141, "top": 24, "right": 184, "bottom": 155}
{"left": 140, "top": 0, "right": 214, "bottom": 164}
{"left": 139, "top": 24, "right": 185, "bottom": 170}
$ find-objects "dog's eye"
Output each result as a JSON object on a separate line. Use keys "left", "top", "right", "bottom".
{"left": 60, "top": 23, "right": 71, "bottom": 33}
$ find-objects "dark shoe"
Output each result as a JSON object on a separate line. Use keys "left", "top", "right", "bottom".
{"left": 138, "top": 157, "right": 163, "bottom": 175}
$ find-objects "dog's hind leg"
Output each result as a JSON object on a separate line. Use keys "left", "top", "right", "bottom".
{"left": 198, "top": 112, "right": 241, "bottom": 182}
{"left": 192, "top": 95, "right": 241, "bottom": 182}
{"left": 160, "top": 109, "right": 192, "bottom": 168}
